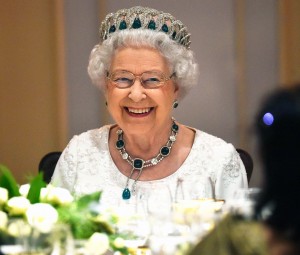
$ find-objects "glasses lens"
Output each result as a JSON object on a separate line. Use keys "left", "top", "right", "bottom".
{"left": 141, "top": 72, "right": 165, "bottom": 88}
{"left": 111, "top": 71, "right": 134, "bottom": 88}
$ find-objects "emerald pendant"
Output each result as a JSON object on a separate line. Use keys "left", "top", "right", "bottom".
{"left": 116, "top": 119, "right": 179, "bottom": 201}
{"left": 122, "top": 188, "right": 131, "bottom": 199}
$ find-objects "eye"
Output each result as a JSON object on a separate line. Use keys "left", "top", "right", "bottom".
{"left": 114, "top": 77, "right": 133, "bottom": 83}
{"left": 142, "top": 72, "right": 163, "bottom": 85}
{"left": 111, "top": 72, "right": 134, "bottom": 84}
{"left": 144, "top": 77, "right": 160, "bottom": 83}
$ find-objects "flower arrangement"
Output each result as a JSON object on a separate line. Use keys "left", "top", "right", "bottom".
{"left": 0, "top": 164, "right": 128, "bottom": 255}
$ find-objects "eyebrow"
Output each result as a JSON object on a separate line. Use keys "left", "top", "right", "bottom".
{"left": 110, "top": 69, "right": 165, "bottom": 74}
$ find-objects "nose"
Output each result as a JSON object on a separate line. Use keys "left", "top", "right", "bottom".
{"left": 128, "top": 78, "right": 146, "bottom": 102}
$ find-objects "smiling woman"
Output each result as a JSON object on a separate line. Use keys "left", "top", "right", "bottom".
{"left": 51, "top": 6, "right": 248, "bottom": 209}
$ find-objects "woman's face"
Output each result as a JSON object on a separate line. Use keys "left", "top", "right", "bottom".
{"left": 105, "top": 47, "right": 178, "bottom": 135}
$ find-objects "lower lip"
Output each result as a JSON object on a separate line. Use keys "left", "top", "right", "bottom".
{"left": 125, "top": 108, "right": 153, "bottom": 118}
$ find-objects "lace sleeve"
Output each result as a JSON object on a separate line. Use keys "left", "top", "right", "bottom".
{"left": 215, "top": 145, "right": 248, "bottom": 200}
{"left": 50, "top": 136, "right": 78, "bottom": 192}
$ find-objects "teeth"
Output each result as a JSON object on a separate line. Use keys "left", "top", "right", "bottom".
{"left": 127, "top": 108, "right": 151, "bottom": 114}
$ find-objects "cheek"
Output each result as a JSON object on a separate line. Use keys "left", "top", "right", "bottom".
{"left": 161, "top": 87, "right": 178, "bottom": 105}
{"left": 106, "top": 88, "right": 120, "bottom": 103}
{"left": 106, "top": 89, "right": 126, "bottom": 114}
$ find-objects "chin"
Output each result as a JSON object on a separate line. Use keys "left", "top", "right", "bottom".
{"left": 123, "top": 122, "right": 155, "bottom": 134}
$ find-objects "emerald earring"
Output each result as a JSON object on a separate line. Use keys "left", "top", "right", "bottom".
{"left": 173, "top": 100, "right": 179, "bottom": 109}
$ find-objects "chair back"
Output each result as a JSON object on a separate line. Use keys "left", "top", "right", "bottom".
{"left": 38, "top": 151, "right": 62, "bottom": 183}
{"left": 236, "top": 148, "right": 253, "bottom": 184}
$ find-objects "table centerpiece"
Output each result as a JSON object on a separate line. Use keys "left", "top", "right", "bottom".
{"left": 0, "top": 164, "right": 129, "bottom": 255}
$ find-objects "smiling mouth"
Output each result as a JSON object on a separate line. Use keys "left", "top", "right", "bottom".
{"left": 125, "top": 107, "right": 154, "bottom": 116}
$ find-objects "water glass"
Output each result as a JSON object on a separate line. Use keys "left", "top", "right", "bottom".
{"left": 146, "top": 184, "right": 173, "bottom": 220}
{"left": 227, "top": 187, "right": 262, "bottom": 218}
{"left": 175, "top": 175, "right": 214, "bottom": 202}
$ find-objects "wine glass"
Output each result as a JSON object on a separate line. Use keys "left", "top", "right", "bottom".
{"left": 0, "top": 219, "right": 29, "bottom": 255}
{"left": 173, "top": 175, "right": 216, "bottom": 241}
{"left": 146, "top": 183, "right": 173, "bottom": 220}
{"left": 227, "top": 187, "right": 262, "bottom": 218}
{"left": 114, "top": 194, "right": 150, "bottom": 252}
{"left": 0, "top": 219, "right": 74, "bottom": 255}
{"left": 145, "top": 183, "right": 187, "bottom": 255}
{"left": 175, "top": 174, "right": 214, "bottom": 202}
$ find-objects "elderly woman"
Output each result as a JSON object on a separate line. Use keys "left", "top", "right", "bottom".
{"left": 51, "top": 6, "right": 248, "bottom": 208}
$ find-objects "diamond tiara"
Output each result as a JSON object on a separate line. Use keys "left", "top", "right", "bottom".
{"left": 99, "top": 6, "right": 191, "bottom": 49}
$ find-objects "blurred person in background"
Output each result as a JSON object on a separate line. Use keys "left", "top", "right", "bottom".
{"left": 189, "top": 84, "right": 300, "bottom": 255}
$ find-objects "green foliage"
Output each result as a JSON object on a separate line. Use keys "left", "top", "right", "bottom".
{"left": 93, "top": 217, "right": 115, "bottom": 235}
{"left": 57, "top": 204, "right": 99, "bottom": 239}
{"left": 0, "top": 164, "right": 20, "bottom": 198}
{"left": 0, "top": 166, "right": 128, "bottom": 254}
{"left": 0, "top": 165, "right": 46, "bottom": 204}
{"left": 56, "top": 191, "right": 114, "bottom": 239}
{"left": 76, "top": 191, "right": 101, "bottom": 210}
{"left": 27, "top": 173, "right": 46, "bottom": 204}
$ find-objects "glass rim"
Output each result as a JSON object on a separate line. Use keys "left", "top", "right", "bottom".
{"left": 106, "top": 70, "right": 175, "bottom": 89}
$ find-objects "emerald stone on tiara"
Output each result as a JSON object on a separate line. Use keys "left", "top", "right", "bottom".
{"left": 99, "top": 6, "right": 191, "bottom": 49}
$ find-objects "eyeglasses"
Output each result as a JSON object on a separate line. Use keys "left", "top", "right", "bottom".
{"left": 106, "top": 70, "right": 175, "bottom": 89}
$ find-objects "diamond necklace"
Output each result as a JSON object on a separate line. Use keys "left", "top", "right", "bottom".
{"left": 116, "top": 119, "right": 179, "bottom": 200}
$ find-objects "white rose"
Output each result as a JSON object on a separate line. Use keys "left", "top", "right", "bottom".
{"left": 7, "top": 196, "right": 30, "bottom": 216}
{"left": 40, "top": 185, "right": 73, "bottom": 205}
{"left": 85, "top": 232, "right": 110, "bottom": 255}
{"left": 0, "top": 211, "right": 8, "bottom": 230}
{"left": 113, "top": 237, "right": 125, "bottom": 248}
{"left": 19, "top": 183, "right": 30, "bottom": 197}
{"left": 0, "top": 187, "right": 8, "bottom": 205}
{"left": 26, "top": 203, "right": 58, "bottom": 233}
{"left": 39, "top": 184, "right": 53, "bottom": 201}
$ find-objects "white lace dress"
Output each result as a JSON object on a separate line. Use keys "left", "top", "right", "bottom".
{"left": 51, "top": 125, "right": 248, "bottom": 209}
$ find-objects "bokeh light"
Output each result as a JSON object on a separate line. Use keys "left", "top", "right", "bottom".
{"left": 263, "top": 112, "right": 274, "bottom": 126}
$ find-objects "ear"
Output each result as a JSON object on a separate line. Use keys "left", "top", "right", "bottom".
{"left": 103, "top": 79, "right": 109, "bottom": 98}
{"left": 173, "top": 83, "right": 179, "bottom": 98}
{"left": 103, "top": 87, "right": 110, "bottom": 107}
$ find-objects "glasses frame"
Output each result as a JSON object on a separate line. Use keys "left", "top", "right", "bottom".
{"left": 106, "top": 70, "right": 175, "bottom": 89}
